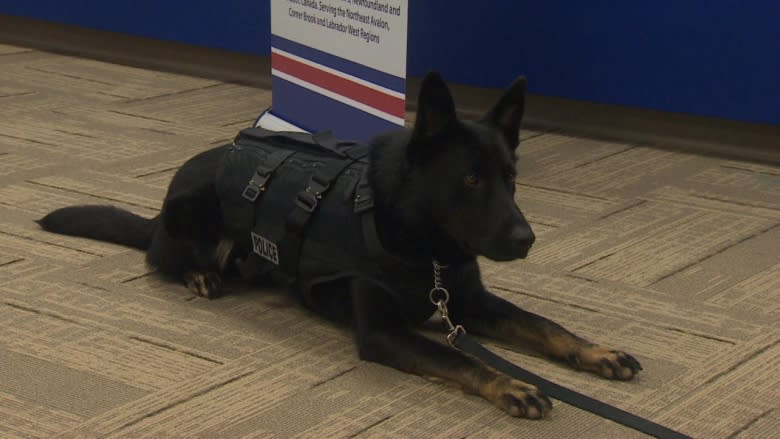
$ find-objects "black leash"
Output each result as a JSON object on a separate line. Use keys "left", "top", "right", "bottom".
{"left": 451, "top": 333, "right": 690, "bottom": 439}
{"left": 429, "top": 261, "right": 690, "bottom": 439}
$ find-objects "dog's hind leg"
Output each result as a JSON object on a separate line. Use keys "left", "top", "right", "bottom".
{"left": 147, "top": 224, "right": 232, "bottom": 298}
{"left": 448, "top": 263, "right": 642, "bottom": 381}
{"left": 350, "top": 279, "right": 552, "bottom": 418}
{"left": 150, "top": 182, "right": 233, "bottom": 299}
{"left": 183, "top": 271, "right": 222, "bottom": 298}
{"left": 180, "top": 239, "right": 234, "bottom": 299}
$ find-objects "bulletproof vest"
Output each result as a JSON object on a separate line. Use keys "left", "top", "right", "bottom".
{"left": 216, "top": 127, "right": 431, "bottom": 305}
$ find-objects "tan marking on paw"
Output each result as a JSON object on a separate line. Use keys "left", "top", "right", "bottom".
{"left": 183, "top": 271, "right": 222, "bottom": 299}
{"left": 576, "top": 346, "right": 642, "bottom": 380}
{"left": 480, "top": 375, "right": 552, "bottom": 419}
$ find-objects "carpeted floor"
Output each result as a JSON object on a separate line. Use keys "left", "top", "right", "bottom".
{"left": 1, "top": 42, "right": 778, "bottom": 438}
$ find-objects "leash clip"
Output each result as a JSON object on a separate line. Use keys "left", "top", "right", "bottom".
{"left": 430, "top": 260, "right": 467, "bottom": 347}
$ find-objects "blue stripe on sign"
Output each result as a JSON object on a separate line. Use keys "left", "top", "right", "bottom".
{"left": 271, "top": 34, "right": 406, "bottom": 93}
{"left": 272, "top": 76, "right": 403, "bottom": 143}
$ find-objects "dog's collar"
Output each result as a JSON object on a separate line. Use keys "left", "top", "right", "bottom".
{"left": 429, "top": 259, "right": 448, "bottom": 304}
{"left": 432, "top": 259, "right": 446, "bottom": 286}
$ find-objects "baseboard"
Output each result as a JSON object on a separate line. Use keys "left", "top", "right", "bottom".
{"left": 2, "top": 14, "right": 777, "bottom": 164}
{"left": 438, "top": 81, "right": 780, "bottom": 165}
{"left": 0, "top": 14, "right": 271, "bottom": 88}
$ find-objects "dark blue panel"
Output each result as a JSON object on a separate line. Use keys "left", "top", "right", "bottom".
{"left": 407, "top": 1, "right": 780, "bottom": 125}
{"left": 272, "top": 77, "right": 401, "bottom": 142}
{"left": 3, "top": 0, "right": 779, "bottom": 124}
{"left": 0, "top": 0, "right": 270, "bottom": 54}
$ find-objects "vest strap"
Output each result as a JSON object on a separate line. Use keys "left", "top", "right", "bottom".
{"left": 353, "top": 168, "right": 374, "bottom": 213}
{"left": 279, "top": 157, "right": 361, "bottom": 279}
{"left": 241, "top": 149, "right": 296, "bottom": 202}
{"left": 361, "top": 210, "right": 384, "bottom": 258}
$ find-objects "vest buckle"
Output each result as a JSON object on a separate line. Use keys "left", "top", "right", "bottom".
{"left": 295, "top": 189, "right": 319, "bottom": 212}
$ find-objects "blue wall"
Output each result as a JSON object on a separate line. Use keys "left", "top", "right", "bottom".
{"left": 0, "top": 0, "right": 270, "bottom": 54}
{"left": 2, "top": 1, "right": 778, "bottom": 125}
{"left": 408, "top": 2, "right": 780, "bottom": 126}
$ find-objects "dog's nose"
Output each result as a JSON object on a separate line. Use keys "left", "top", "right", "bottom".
{"left": 509, "top": 225, "right": 535, "bottom": 252}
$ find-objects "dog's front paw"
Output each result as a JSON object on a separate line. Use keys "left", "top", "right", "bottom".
{"left": 568, "top": 346, "right": 642, "bottom": 380}
{"left": 483, "top": 376, "right": 552, "bottom": 419}
{"left": 183, "top": 271, "right": 222, "bottom": 299}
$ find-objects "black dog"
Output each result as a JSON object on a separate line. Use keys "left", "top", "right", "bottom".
{"left": 39, "top": 72, "right": 640, "bottom": 419}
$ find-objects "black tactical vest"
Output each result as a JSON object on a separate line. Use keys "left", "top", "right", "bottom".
{"left": 216, "top": 128, "right": 433, "bottom": 309}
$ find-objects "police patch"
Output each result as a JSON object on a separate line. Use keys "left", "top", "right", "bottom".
{"left": 251, "top": 232, "right": 279, "bottom": 265}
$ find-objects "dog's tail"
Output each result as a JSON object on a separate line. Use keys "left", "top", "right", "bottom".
{"left": 37, "top": 205, "right": 157, "bottom": 250}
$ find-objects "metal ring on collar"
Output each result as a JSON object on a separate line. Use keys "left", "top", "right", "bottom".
{"left": 429, "top": 287, "right": 449, "bottom": 305}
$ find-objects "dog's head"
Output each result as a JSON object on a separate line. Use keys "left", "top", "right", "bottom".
{"left": 401, "top": 72, "right": 534, "bottom": 261}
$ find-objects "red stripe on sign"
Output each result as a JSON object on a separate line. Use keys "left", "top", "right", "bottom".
{"left": 272, "top": 52, "right": 405, "bottom": 118}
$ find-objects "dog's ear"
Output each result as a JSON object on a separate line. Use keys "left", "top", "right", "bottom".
{"left": 483, "top": 76, "right": 526, "bottom": 150}
{"left": 412, "top": 71, "right": 457, "bottom": 140}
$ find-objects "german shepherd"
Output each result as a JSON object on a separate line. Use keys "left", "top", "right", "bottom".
{"left": 39, "top": 72, "right": 641, "bottom": 419}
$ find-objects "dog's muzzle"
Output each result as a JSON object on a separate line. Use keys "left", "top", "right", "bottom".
{"left": 507, "top": 224, "right": 535, "bottom": 258}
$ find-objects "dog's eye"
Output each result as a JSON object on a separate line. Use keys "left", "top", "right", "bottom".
{"left": 464, "top": 173, "right": 480, "bottom": 187}
{"left": 506, "top": 172, "right": 517, "bottom": 183}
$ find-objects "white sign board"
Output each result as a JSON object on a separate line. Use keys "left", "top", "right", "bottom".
{"left": 268, "top": 0, "right": 408, "bottom": 141}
